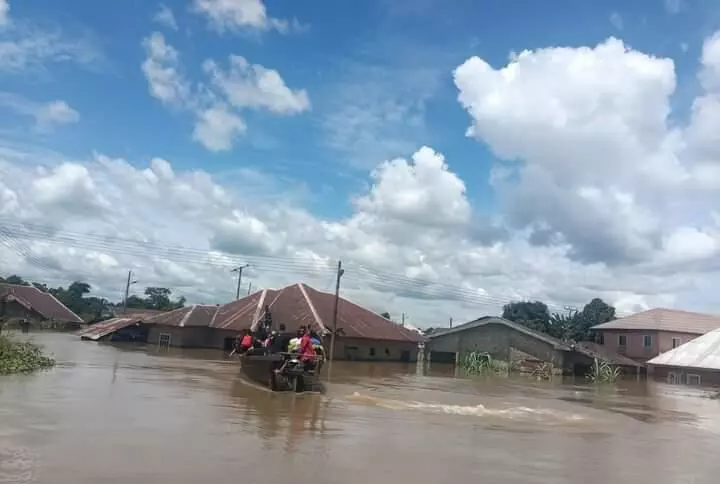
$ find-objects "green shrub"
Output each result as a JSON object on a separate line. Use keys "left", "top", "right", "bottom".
{"left": 0, "top": 334, "right": 56, "bottom": 375}
{"left": 459, "top": 351, "right": 510, "bottom": 375}
{"left": 586, "top": 357, "right": 621, "bottom": 383}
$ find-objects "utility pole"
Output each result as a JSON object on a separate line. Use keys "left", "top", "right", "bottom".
{"left": 449, "top": 317, "right": 453, "bottom": 328}
{"left": 247, "top": 282, "right": 252, "bottom": 296}
{"left": 231, "top": 264, "right": 249, "bottom": 300}
{"left": 401, "top": 312, "right": 405, "bottom": 327}
{"left": 122, "top": 270, "right": 137, "bottom": 314}
{"left": 328, "top": 260, "right": 344, "bottom": 366}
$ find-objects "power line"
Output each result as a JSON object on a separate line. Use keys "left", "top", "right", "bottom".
{"left": 0, "top": 219, "right": 608, "bottom": 315}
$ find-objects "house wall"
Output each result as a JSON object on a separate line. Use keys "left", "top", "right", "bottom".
{"left": 426, "top": 322, "right": 566, "bottom": 368}
{"left": 650, "top": 365, "right": 720, "bottom": 386}
{"left": 597, "top": 330, "right": 700, "bottom": 361}
{"left": 147, "top": 326, "right": 212, "bottom": 348}
{"left": 330, "top": 337, "right": 419, "bottom": 362}
{"left": 0, "top": 301, "right": 44, "bottom": 324}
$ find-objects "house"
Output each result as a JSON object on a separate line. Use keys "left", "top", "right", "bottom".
{"left": 647, "top": 328, "right": 720, "bottom": 386}
{"left": 591, "top": 308, "right": 720, "bottom": 362}
{"left": 425, "top": 316, "right": 641, "bottom": 376}
{"left": 132, "top": 283, "right": 423, "bottom": 362}
{"left": 0, "top": 283, "right": 84, "bottom": 328}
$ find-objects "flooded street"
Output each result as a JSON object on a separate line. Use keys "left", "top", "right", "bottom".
{"left": 2, "top": 333, "right": 720, "bottom": 483}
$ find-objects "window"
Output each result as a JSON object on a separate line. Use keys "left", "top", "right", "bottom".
{"left": 618, "top": 334, "right": 627, "bottom": 346}
{"left": 687, "top": 374, "right": 702, "bottom": 385}
{"left": 158, "top": 332, "right": 172, "bottom": 348}
{"left": 369, "top": 347, "right": 376, "bottom": 357}
{"left": 667, "top": 372, "right": 679, "bottom": 384}
{"left": 597, "top": 332, "right": 605, "bottom": 345}
{"left": 672, "top": 337, "right": 682, "bottom": 348}
{"left": 384, "top": 348, "right": 390, "bottom": 356}
{"left": 643, "top": 335, "right": 652, "bottom": 348}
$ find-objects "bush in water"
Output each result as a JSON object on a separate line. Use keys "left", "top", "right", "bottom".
{"left": 0, "top": 334, "right": 55, "bottom": 375}
{"left": 586, "top": 357, "right": 622, "bottom": 384}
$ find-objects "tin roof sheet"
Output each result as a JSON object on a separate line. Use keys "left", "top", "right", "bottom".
{"left": 0, "top": 283, "right": 83, "bottom": 323}
{"left": 592, "top": 308, "right": 720, "bottom": 334}
{"left": 647, "top": 329, "right": 720, "bottom": 370}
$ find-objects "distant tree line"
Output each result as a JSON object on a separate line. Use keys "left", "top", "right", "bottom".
{"left": 501, "top": 298, "right": 616, "bottom": 342}
{"left": 421, "top": 298, "right": 615, "bottom": 341}
{"left": 1, "top": 274, "right": 186, "bottom": 322}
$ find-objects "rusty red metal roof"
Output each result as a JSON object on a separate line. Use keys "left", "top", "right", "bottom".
{"left": 592, "top": 308, "right": 720, "bottom": 335}
{"left": 139, "top": 283, "right": 423, "bottom": 343}
{"left": 77, "top": 317, "right": 143, "bottom": 340}
{"left": 143, "top": 304, "right": 219, "bottom": 327}
{"left": 115, "top": 308, "right": 169, "bottom": 318}
{"left": 0, "top": 283, "right": 83, "bottom": 323}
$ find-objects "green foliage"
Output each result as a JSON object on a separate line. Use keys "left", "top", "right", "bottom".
{"left": 586, "top": 358, "right": 622, "bottom": 383}
{"left": 380, "top": 312, "right": 391, "bottom": 320}
{"left": 0, "top": 334, "right": 56, "bottom": 375}
{"left": 503, "top": 298, "right": 616, "bottom": 342}
{"left": 459, "top": 351, "right": 510, "bottom": 375}
{"left": 1, "top": 274, "right": 185, "bottom": 320}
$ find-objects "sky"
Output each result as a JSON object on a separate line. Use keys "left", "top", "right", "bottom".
{"left": 2, "top": 0, "right": 720, "bottom": 328}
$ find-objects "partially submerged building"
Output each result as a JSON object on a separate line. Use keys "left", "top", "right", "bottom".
{"left": 647, "top": 328, "right": 720, "bottom": 386}
{"left": 84, "top": 283, "right": 424, "bottom": 362}
{"left": 0, "top": 283, "right": 83, "bottom": 328}
{"left": 592, "top": 308, "right": 720, "bottom": 362}
{"left": 425, "top": 316, "right": 641, "bottom": 376}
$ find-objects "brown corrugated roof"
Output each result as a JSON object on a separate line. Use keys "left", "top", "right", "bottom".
{"left": 0, "top": 283, "right": 83, "bottom": 323}
{"left": 115, "top": 308, "right": 169, "bottom": 318}
{"left": 143, "top": 304, "right": 219, "bottom": 327}
{"left": 574, "top": 342, "right": 643, "bottom": 368}
{"left": 77, "top": 317, "right": 143, "bottom": 340}
{"left": 592, "top": 308, "right": 720, "bottom": 335}
{"left": 139, "top": 283, "right": 423, "bottom": 343}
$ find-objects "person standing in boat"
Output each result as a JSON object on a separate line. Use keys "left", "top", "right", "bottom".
{"left": 298, "top": 327, "right": 316, "bottom": 370}
{"left": 238, "top": 329, "right": 253, "bottom": 354}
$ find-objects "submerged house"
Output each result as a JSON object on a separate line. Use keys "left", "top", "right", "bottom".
{"left": 592, "top": 308, "right": 720, "bottom": 362}
{"left": 647, "top": 328, "right": 720, "bottom": 386}
{"left": 0, "top": 283, "right": 84, "bottom": 328}
{"left": 87, "top": 283, "right": 424, "bottom": 362}
{"left": 425, "top": 316, "right": 641, "bottom": 376}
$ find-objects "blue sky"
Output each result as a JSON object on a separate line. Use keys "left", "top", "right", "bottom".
{"left": 3, "top": 0, "right": 720, "bottom": 321}
{"left": 3, "top": 0, "right": 714, "bottom": 219}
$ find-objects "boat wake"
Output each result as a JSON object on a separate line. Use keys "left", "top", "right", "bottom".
{"left": 346, "top": 392, "right": 585, "bottom": 422}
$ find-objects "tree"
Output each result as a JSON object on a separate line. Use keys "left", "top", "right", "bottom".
{"left": 502, "top": 301, "right": 551, "bottom": 334}
{"left": 380, "top": 312, "right": 391, "bottom": 319}
{"left": 1, "top": 275, "right": 29, "bottom": 286}
{"left": 566, "top": 298, "right": 616, "bottom": 342}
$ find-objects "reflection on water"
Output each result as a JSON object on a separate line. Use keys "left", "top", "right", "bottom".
{"left": 1, "top": 333, "right": 719, "bottom": 484}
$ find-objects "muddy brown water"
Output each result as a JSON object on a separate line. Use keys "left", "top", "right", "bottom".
{"left": 2, "top": 333, "right": 720, "bottom": 484}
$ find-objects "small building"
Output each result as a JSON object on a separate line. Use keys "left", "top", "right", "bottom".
{"left": 0, "top": 283, "right": 84, "bottom": 328}
{"left": 647, "top": 328, "right": 720, "bottom": 386}
{"left": 133, "top": 283, "right": 423, "bottom": 362}
{"left": 591, "top": 308, "right": 720, "bottom": 362}
{"left": 425, "top": 316, "right": 641, "bottom": 376}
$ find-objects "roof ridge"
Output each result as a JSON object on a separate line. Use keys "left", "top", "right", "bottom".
{"left": 178, "top": 305, "right": 197, "bottom": 328}
{"left": 297, "top": 283, "right": 329, "bottom": 335}
{"left": 250, "top": 290, "right": 268, "bottom": 331}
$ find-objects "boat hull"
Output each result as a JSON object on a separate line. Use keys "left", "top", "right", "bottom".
{"left": 240, "top": 353, "right": 324, "bottom": 393}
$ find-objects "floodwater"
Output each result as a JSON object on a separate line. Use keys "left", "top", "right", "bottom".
{"left": 2, "top": 334, "right": 720, "bottom": 484}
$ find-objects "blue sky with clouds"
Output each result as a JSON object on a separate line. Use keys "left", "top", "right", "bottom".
{"left": 3, "top": 0, "right": 711, "bottom": 218}
{"left": 3, "top": 0, "right": 720, "bottom": 323}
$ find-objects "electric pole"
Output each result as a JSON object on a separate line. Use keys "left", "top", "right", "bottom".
{"left": 231, "top": 264, "right": 249, "bottom": 300}
{"left": 401, "top": 312, "right": 405, "bottom": 327}
{"left": 449, "top": 317, "right": 453, "bottom": 328}
{"left": 247, "top": 282, "right": 252, "bottom": 296}
{"left": 122, "top": 270, "right": 137, "bottom": 314}
{"left": 328, "top": 260, "right": 344, "bottom": 366}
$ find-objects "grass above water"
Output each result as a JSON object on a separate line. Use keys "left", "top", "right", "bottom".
{"left": 0, "top": 334, "right": 56, "bottom": 375}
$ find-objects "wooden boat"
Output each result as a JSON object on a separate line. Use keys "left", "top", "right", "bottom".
{"left": 240, "top": 350, "right": 325, "bottom": 393}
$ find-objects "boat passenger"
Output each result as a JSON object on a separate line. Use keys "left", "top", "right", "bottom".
{"left": 288, "top": 328, "right": 304, "bottom": 353}
{"left": 238, "top": 330, "right": 253, "bottom": 354}
{"left": 298, "top": 328, "right": 316, "bottom": 369}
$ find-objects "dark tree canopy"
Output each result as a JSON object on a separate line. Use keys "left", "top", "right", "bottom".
{"left": 380, "top": 312, "right": 391, "bottom": 320}
{"left": 502, "top": 301, "right": 551, "bottom": 334}
{"left": 2, "top": 274, "right": 186, "bottom": 322}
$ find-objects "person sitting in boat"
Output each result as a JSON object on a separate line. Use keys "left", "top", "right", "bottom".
{"left": 297, "top": 327, "right": 316, "bottom": 370}
{"left": 287, "top": 328, "right": 303, "bottom": 353}
{"left": 238, "top": 330, "right": 253, "bottom": 354}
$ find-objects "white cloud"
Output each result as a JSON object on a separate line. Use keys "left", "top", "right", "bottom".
{"left": 154, "top": 4, "right": 178, "bottom": 30}
{"left": 204, "top": 55, "right": 310, "bottom": 114}
{"left": 191, "top": 0, "right": 291, "bottom": 34}
{"left": 0, "top": 93, "right": 79, "bottom": 131}
{"left": 192, "top": 104, "right": 247, "bottom": 151}
{"left": 140, "top": 32, "right": 309, "bottom": 151}
{"left": 0, "top": 0, "right": 10, "bottom": 27}
{"left": 35, "top": 101, "right": 80, "bottom": 131}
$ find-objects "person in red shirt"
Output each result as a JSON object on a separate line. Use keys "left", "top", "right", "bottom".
{"left": 238, "top": 330, "right": 253, "bottom": 354}
{"left": 297, "top": 327, "right": 316, "bottom": 369}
